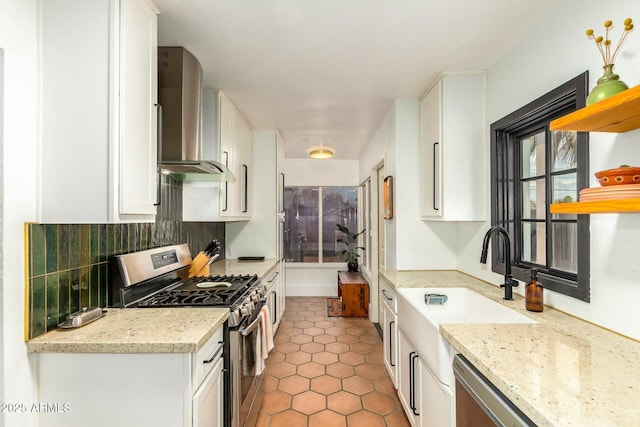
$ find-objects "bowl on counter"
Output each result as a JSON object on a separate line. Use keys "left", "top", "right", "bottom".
{"left": 595, "top": 165, "right": 640, "bottom": 186}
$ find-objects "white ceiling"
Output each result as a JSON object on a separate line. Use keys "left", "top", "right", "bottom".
{"left": 154, "top": 0, "right": 555, "bottom": 159}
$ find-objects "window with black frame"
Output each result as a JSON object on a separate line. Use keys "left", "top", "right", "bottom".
{"left": 283, "top": 186, "right": 358, "bottom": 263}
{"left": 489, "top": 73, "right": 590, "bottom": 302}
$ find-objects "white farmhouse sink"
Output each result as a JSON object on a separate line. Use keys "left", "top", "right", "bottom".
{"left": 397, "top": 287, "right": 536, "bottom": 387}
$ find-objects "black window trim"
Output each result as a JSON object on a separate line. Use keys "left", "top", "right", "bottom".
{"left": 489, "top": 72, "right": 591, "bottom": 302}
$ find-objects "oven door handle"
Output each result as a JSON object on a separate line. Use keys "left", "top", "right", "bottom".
{"left": 240, "top": 311, "right": 263, "bottom": 336}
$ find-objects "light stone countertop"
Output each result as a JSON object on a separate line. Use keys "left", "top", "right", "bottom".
{"left": 380, "top": 269, "right": 640, "bottom": 427}
{"left": 27, "top": 307, "right": 229, "bottom": 353}
{"left": 27, "top": 258, "right": 279, "bottom": 354}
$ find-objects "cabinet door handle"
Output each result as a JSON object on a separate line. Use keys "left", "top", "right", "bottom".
{"left": 154, "top": 103, "right": 162, "bottom": 207}
{"left": 389, "top": 320, "right": 395, "bottom": 367}
{"left": 242, "top": 163, "right": 248, "bottom": 213}
{"left": 411, "top": 352, "right": 420, "bottom": 416}
{"left": 433, "top": 142, "right": 439, "bottom": 211}
{"left": 279, "top": 173, "right": 285, "bottom": 212}
{"left": 272, "top": 291, "right": 277, "bottom": 324}
{"left": 409, "top": 351, "right": 415, "bottom": 411}
{"left": 381, "top": 289, "right": 393, "bottom": 301}
{"left": 222, "top": 151, "right": 229, "bottom": 212}
{"left": 203, "top": 341, "right": 224, "bottom": 364}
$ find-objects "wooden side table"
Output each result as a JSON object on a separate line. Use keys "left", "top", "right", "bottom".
{"left": 337, "top": 271, "right": 369, "bottom": 317}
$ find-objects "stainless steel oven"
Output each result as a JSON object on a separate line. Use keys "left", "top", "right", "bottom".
{"left": 229, "top": 299, "right": 266, "bottom": 427}
{"left": 110, "top": 243, "right": 268, "bottom": 427}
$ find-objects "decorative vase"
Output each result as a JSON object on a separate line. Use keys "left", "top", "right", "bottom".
{"left": 586, "top": 64, "right": 629, "bottom": 105}
{"left": 347, "top": 260, "right": 359, "bottom": 272}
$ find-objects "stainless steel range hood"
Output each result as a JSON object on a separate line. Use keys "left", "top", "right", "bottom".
{"left": 158, "top": 47, "right": 235, "bottom": 182}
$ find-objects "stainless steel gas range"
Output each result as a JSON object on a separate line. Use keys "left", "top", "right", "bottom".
{"left": 110, "top": 243, "right": 268, "bottom": 427}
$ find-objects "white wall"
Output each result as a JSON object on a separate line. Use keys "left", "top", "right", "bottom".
{"left": 359, "top": 99, "right": 458, "bottom": 272}
{"left": 456, "top": 0, "right": 640, "bottom": 340}
{"left": 284, "top": 158, "right": 359, "bottom": 186}
{"left": 1, "top": 0, "right": 39, "bottom": 426}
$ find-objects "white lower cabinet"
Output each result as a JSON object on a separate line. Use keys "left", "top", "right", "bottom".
{"left": 382, "top": 293, "right": 398, "bottom": 387}
{"left": 36, "top": 326, "right": 225, "bottom": 427}
{"left": 264, "top": 262, "right": 286, "bottom": 336}
{"left": 398, "top": 329, "right": 454, "bottom": 427}
{"left": 398, "top": 329, "right": 421, "bottom": 426}
{"left": 420, "top": 358, "right": 453, "bottom": 427}
{"left": 277, "top": 261, "right": 286, "bottom": 327}
{"left": 193, "top": 349, "right": 224, "bottom": 427}
{"left": 264, "top": 266, "right": 280, "bottom": 335}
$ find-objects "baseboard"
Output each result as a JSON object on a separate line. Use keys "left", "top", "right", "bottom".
{"left": 374, "top": 323, "right": 382, "bottom": 340}
{"left": 286, "top": 284, "right": 337, "bottom": 297}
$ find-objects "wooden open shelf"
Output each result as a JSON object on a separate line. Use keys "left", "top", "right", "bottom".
{"left": 550, "top": 84, "right": 640, "bottom": 133}
{"left": 550, "top": 198, "right": 640, "bottom": 214}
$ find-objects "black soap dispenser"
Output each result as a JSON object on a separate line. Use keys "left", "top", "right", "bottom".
{"left": 525, "top": 268, "right": 543, "bottom": 312}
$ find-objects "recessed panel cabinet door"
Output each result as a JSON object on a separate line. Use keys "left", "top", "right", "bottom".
{"left": 119, "top": 0, "right": 158, "bottom": 215}
{"left": 420, "top": 72, "right": 486, "bottom": 221}
{"left": 420, "top": 79, "right": 442, "bottom": 218}
{"left": 193, "top": 354, "right": 224, "bottom": 427}
{"left": 382, "top": 300, "right": 397, "bottom": 387}
{"left": 398, "top": 330, "right": 420, "bottom": 426}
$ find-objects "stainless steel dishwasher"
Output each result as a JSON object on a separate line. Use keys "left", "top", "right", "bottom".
{"left": 452, "top": 354, "right": 536, "bottom": 427}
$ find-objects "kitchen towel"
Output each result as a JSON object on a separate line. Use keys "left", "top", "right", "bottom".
{"left": 255, "top": 305, "right": 274, "bottom": 376}
{"left": 260, "top": 305, "right": 274, "bottom": 355}
{"left": 254, "top": 324, "right": 263, "bottom": 376}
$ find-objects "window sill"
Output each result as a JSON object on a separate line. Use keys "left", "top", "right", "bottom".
{"left": 285, "top": 262, "right": 348, "bottom": 270}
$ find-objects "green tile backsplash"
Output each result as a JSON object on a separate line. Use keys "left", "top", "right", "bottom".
{"left": 26, "top": 176, "right": 225, "bottom": 339}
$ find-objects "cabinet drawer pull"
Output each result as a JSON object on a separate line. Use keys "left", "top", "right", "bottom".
{"left": 268, "top": 271, "right": 279, "bottom": 282}
{"left": 203, "top": 341, "right": 224, "bottom": 364}
{"left": 381, "top": 289, "right": 393, "bottom": 301}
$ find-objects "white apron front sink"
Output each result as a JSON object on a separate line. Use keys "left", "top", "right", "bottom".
{"left": 396, "top": 287, "right": 536, "bottom": 387}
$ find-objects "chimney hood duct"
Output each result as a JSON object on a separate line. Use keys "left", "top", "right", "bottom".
{"left": 158, "top": 47, "right": 235, "bottom": 182}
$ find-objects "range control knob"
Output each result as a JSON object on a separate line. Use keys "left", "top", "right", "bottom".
{"left": 250, "top": 294, "right": 260, "bottom": 302}
{"left": 240, "top": 306, "right": 251, "bottom": 317}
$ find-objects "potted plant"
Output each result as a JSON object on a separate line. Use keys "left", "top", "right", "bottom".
{"left": 336, "top": 224, "right": 366, "bottom": 272}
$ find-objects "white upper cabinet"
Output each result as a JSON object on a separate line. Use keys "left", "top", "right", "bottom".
{"left": 420, "top": 71, "right": 486, "bottom": 221}
{"left": 40, "top": 0, "right": 159, "bottom": 223}
{"left": 225, "top": 129, "right": 283, "bottom": 259}
{"left": 183, "top": 90, "right": 252, "bottom": 222}
{"left": 220, "top": 93, "right": 252, "bottom": 218}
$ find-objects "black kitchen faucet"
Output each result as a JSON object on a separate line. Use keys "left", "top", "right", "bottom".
{"left": 480, "top": 226, "right": 518, "bottom": 301}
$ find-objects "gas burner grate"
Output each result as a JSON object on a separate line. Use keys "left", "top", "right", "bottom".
{"left": 135, "top": 274, "right": 259, "bottom": 307}
{"left": 137, "top": 290, "right": 228, "bottom": 307}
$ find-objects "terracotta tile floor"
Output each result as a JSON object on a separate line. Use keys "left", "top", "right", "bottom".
{"left": 256, "top": 297, "right": 410, "bottom": 427}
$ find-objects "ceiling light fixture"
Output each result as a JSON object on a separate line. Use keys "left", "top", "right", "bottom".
{"left": 309, "top": 147, "right": 334, "bottom": 159}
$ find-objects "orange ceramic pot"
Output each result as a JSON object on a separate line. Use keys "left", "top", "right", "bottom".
{"left": 595, "top": 166, "right": 640, "bottom": 186}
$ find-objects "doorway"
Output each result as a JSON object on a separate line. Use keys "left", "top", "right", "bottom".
{"left": 375, "top": 163, "right": 386, "bottom": 326}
